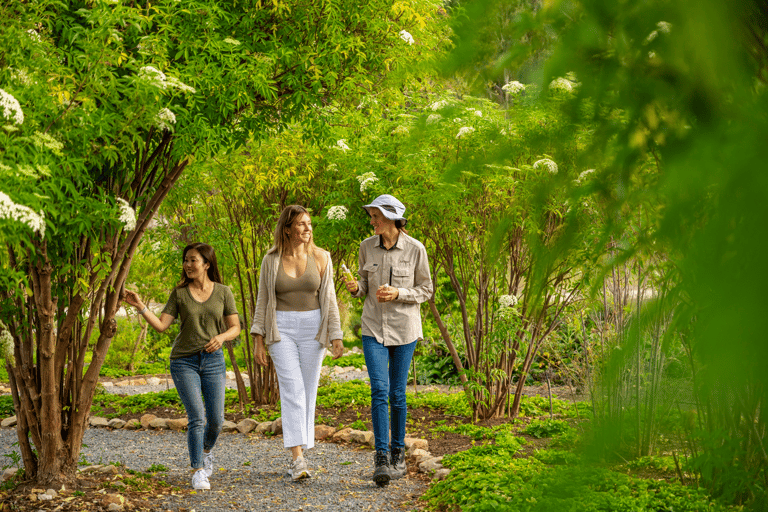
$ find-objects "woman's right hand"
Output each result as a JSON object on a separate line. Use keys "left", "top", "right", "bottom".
{"left": 123, "top": 290, "right": 142, "bottom": 309}
{"left": 344, "top": 278, "right": 358, "bottom": 294}
{"left": 255, "top": 336, "right": 268, "bottom": 367}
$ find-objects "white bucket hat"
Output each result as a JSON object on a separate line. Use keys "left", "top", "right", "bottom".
{"left": 363, "top": 194, "right": 407, "bottom": 224}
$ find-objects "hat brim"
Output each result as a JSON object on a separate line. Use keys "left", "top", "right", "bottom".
{"left": 362, "top": 205, "right": 405, "bottom": 222}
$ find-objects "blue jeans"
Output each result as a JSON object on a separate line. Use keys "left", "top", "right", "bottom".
{"left": 170, "top": 350, "right": 226, "bottom": 469}
{"left": 362, "top": 335, "right": 417, "bottom": 453}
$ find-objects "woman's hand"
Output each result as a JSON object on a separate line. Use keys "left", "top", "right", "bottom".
{"left": 123, "top": 290, "right": 143, "bottom": 309}
{"left": 255, "top": 336, "right": 269, "bottom": 366}
{"left": 330, "top": 339, "right": 344, "bottom": 360}
{"left": 205, "top": 334, "right": 226, "bottom": 353}
{"left": 376, "top": 284, "right": 399, "bottom": 302}
{"left": 344, "top": 278, "right": 358, "bottom": 294}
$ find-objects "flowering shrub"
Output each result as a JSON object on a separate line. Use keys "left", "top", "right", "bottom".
{"left": 0, "top": 191, "right": 46, "bottom": 237}
{"left": 326, "top": 205, "right": 348, "bottom": 220}
{"left": 117, "top": 198, "right": 137, "bottom": 231}
{"left": 549, "top": 77, "right": 574, "bottom": 92}
{"left": 455, "top": 126, "right": 475, "bottom": 139}
{"left": 534, "top": 158, "right": 559, "bottom": 174}
{"left": 155, "top": 108, "right": 176, "bottom": 131}
{"left": 399, "top": 30, "right": 414, "bottom": 45}
{"left": 0, "top": 88, "right": 24, "bottom": 125}
{"left": 357, "top": 171, "right": 378, "bottom": 192}
{"left": 502, "top": 80, "right": 526, "bottom": 95}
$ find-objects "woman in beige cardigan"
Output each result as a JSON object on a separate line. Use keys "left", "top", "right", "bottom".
{"left": 250, "top": 205, "right": 344, "bottom": 481}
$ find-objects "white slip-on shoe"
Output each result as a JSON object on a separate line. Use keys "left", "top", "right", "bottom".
{"left": 203, "top": 451, "right": 215, "bottom": 477}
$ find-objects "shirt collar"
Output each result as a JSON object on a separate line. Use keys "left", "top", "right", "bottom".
{"left": 377, "top": 234, "right": 400, "bottom": 251}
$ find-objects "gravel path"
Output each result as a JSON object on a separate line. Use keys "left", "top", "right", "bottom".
{"left": 0, "top": 428, "right": 424, "bottom": 511}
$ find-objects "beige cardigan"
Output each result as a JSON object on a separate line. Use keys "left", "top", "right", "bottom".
{"left": 250, "top": 250, "right": 343, "bottom": 347}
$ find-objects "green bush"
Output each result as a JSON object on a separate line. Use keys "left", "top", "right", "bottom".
{"left": 522, "top": 419, "right": 574, "bottom": 439}
{"left": 322, "top": 353, "right": 365, "bottom": 369}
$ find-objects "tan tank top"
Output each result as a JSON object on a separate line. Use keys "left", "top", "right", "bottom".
{"left": 275, "top": 251, "right": 321, "bottom": 311}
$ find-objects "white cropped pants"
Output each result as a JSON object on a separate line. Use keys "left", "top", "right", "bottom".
{"left": 270, "top": 309, "right": 326, "bottom": 450}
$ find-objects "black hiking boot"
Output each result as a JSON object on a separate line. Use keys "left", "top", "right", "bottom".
{"left": 390, "top": 447, "right": 407, "bottom": 479}
{"left": 373, "top": 450, "right": 391, "bottom": 487}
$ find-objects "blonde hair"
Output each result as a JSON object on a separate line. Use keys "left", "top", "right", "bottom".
{"left": 267, "top": 205, "right": 321, "bottom": 255}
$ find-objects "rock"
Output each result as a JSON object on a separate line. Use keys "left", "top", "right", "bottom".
{"left": 405, "top": 437, "right": 428, "bottom": 453}
{"left": 139, "top": 414, "right": 156, "bottom": 429}
{"left": 236, "top": 418, "right": 257, "bottom": 434}
{"left": 410, "top": 448, "right": 430, "bottom": 462}
{"left": 115, "top": 380, "right": 130, "bottom": 387}
{"left": 2, "top": 468, "right": 18, "bottom": 482}
{"left": 333, "top": 366, "right": 345, "bottom": 375}
{"left": 419, "top": 456, "right": 444, "bottom": 474}
{"left": 1, "top": 416, "right": 17, "bottom": 428}
{"left": 99, "top": 465, "right": 119, "bottom": 475}
{"left": 108, "top": 419, "right": 126, "bottom": 429}
{"left": 255, "top": 421, "right": 273, "bottom": 435}
{"left": 221, "top": 420, "right": 238, "bottom": 433}
{"left": 129, "top": 378, "right": 147, "bottom": 386}
{"left": 332, "top": 427, "right": 353, "bottom": 442}
{"left": 89, "top": 416, "right": 110, "bottom": 428}
{"left": 149, "top": 418, "right": 168, "bottom": 430}
{"left": 146, "top": 377, "right": 161, "bottom": 386}
{"left": 103, "top": 493, "right": 125, "bottom": 509}
{"left": 102, "top": 381, "right": 114, "bottom": 388}
{"left": 123, "top": 419, "right": 142, "bottom": 430}
{"left": 167, "top": 418, "right": 188, "bottom": 431}
{"left": 362, "top": 365, "right": 367, "bottom": 372}
{"left": 434, "top": 468, "right": 451, "bottom": 481}
{"left": 349, "top": 429, "right": 374, "bottom": 446}
{"left": 44, "top": 488, "right": 58, "bottom": 498}
{"left": 226, "top": 371, "right": 235, "bottom": 380}
{"left": 108, "top": 504, "right": 124, "bottom": 512}
{"left": 37, "top": 493, "right": 53, "bottom": 501}
{"left": 270, "top": 417, "right": 283, "bottom": 435}
{"left": 80, "top": 465, "right": 104, "bottom": 473}
{"left": 314, "top": 425, "right": 336, "bottom": 440}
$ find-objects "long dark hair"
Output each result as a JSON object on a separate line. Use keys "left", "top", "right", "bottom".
{"left": 267, "top": 205, "right": 320, "bottom": 255}
{"left": 176, "top": 242, "right": 222, "bottom": 288}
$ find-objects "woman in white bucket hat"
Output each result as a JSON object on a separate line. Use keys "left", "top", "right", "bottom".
{"left": 343, "top": 194, "right": 433, "bottom": 487}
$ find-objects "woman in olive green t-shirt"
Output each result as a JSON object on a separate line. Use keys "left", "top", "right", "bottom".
{"left": 124, "top": 242, "right": 240, "bottom": 491}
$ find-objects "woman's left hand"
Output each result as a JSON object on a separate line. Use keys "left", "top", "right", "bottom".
{"left": 331, "top": 339, "right": 344, "bottom": 360}
{"left": 205, "top": 335, "right": 225, "bottom": 353}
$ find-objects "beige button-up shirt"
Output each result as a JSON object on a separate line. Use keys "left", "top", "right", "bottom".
{"left": 351, "top": 233, "right": 433, "bottom": 346}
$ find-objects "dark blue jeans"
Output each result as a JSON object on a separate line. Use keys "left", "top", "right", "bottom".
{"left": 362, "top": 335, "right": 417, "bottom": 453}
{"left": 170, "top": 350, "right": 226, "bottom": 469}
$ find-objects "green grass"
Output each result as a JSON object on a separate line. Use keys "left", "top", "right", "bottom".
{"left": 322, "top": 353, "right": 366, "bottom": 369}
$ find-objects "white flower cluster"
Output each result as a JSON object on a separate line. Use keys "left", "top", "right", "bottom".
{"left": 455, "top": 126, "right": 475, "bottom": 139}
{"left": 0, "top": 89, "right": 24, "bottom": 125}
{"left": 576, "top": 169, "right": 595, "bottom": 184}
{"left": 32, "top": 131, "right": 64, "bottom": 155}
{"left": 0, "top": 191, "right": 45, "bottom": 237}
{"left": 335, "top": 139, "right": 350, "bottom": 152}
{"left": 0, "top": 321, "right": 13, "bottom": 362}
{"left": 391, "top": 125, "right": 409, "bottom": 135}
{"left": 357, "top": 172, "right": 378, "bottom": 193}
{"left": 549, "top": 77, "right": 574, "bottom": 92}
{"left": 27, "top": 29, "right": 42, "bottom": 42}
{"left": 534, "top": 158, "right": 558, "bottom": 174}
{"left": 502, "top": 81, "right": 526, "bottom": 95}
{"left": 430, "top": 100, "right": 448, "bottom": 111}
{"left": 499, "top": 294, "right": 519, "bottom": 308}
{"left": 647, "top": 21, "right": 672, "bottom": 43}
{"left": 155, "top": 108, "right": 176, "bottom": 131}
{"left": 426, "top": 113, "right": 442, "bottom": 125}
{"left": 223, "top": 38, "right": 241, "bottom": 46}
{"left": 465, "top": 108, "right": 482, "bottom": 117}
{"left": 117, "top": 198, "right": 137, "bottom": 231}
{"left": 326, "top": 205, "right": 348, "bottom": 220}
{"left": 10, "top": 68, "right": 32, "bottom": 86}
{"left": 399, "top": 30, "right": 414, "bottom": 45}
{"left": 138, "top": 66, "right": 196, "bottom": 94}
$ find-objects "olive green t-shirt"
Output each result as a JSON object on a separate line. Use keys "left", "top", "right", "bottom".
{"left": 162, "top": 283, "right": 238, "bottom": 359}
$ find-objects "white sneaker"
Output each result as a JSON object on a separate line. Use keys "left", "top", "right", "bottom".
{"left": 203, "top": 451, "right": 215, "bottom": 477}
{"left": 288, "top": 457, "right": 311, "bottom": 481}
{"left": 192, "top": 469, "right": 210, "bottom": 490}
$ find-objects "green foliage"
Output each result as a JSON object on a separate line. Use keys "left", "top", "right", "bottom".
{"left": 90, "top": 390, "right": 182, "bottom": 419}
{"left": 624, "top": 455, "right": 678, "bottom": 474}
{"left": 408, "top": 391, "right": 472, "bottom": 418}
{"left": 146, "top": 464, "right": 168, "bottom": 473}
{"left": 426, "top": 445, "right": 730, "bottom": 512}
{"left": 316, "top": 380, "right": 371, "bottom": 410}
{"left": 412, "top": 353, "right": 462, "bottom": 385}
{"left": 322, "top": 353, "right": 365, "bottom": 369}
{"left": 433, "top": 422, "right": 519, "bottom": 441}
{"left": 0, "top": 395, "right": 14, "bottom": 417}
{"left": 522, "top": 419, "right": 574, "bottom": 439}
